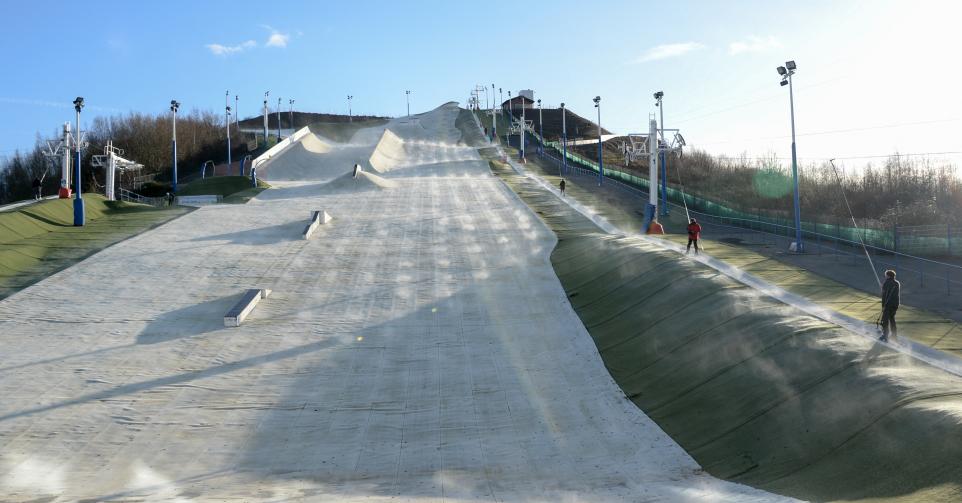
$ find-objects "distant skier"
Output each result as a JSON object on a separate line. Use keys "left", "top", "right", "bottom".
{"left": 879, "top": 269, "right": 900, "bottom": 342}
{"left": 353, "top": 163, "right": 360, "bottom": 179}
{"left": 686, "top": 218, "right": 702, "bottom": 255}
{"left": 559, "top": 178, "right": 566, "bottom": 196}
{"left": 32, "top": 177, "right": 42, "bottom": 200}
{"left": 250, "top": 166, "right": 257, "bottom": 187}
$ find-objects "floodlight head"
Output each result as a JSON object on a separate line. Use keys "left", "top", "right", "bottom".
{"left": 560, "top": 102, "right": 565, "bottom": 108}
{"left": 265, "top": 91, "right": 269, "bottom": 97}
{"left": 73, "top": 97, "right": 84, "bottom": 112}
{"left": 777, "top": 66, "right": 787, "bottom": 76}
{"left": 593, "top": 96, "right": 601, "bottom": 106}
{"left": 674, "top": 133, "right": 686, "bottom": 147}
{"left": 537, "top": 99, "right": 541, "bottom": 105}
{"left": 786, "top": 60, "right": 796, "bottom": 70}
{"left": 654, "top": 91, "right": 663, "bottom": 99}
{"left": 226, "top": 105, "right": 231, "bottom": 112}
{"left": 780, "top": 79, "right": 788, "bottom": 86}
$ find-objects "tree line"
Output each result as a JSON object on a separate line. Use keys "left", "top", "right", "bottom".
{"left": 0, "top": 109, "right": 251, "bottom": 204}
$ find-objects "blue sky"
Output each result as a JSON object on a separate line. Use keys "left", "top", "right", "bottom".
{"left": 1, "top": 0, "right": 959, "bottom": 169}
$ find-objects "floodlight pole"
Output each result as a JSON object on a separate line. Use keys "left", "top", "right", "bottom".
{"left": 507, "top": 91, "right": 513, "bottom": 144}
{"left": 594, "top": 96, "right": 603, "bottom": 186}
{"left": 171, "top": 100, "right": 179, "bottom": 193}
{"left": 656, "top": 92, "right": 668, "bottom": 216}
{"left": 276, "top": 97, "right": 282, "bottom": 139}
{"left": 520, "top": 99, "right": 526, "bottom": 161}
{"left": 226, "top": 90, "right": 232, "bottom": 172}
{"left": 289, "top": 99, "right": 295, "bottom": 131}
{"left": 561, "top": 102, "right": 568, "bottom": 175}
{"left": 405, "top": 90, "right": 411, "bottom": 117}
{"left": 491, "top": 84, "right": 496, "bottom": 142}
{"left": 537, "top": 99, "right": 543, "bottom": 156}
{"left": 72, "top": 97, "right": 85, "bottom": 226}
{"left": 347, "top": 95, "right": 353, "bottom": 123}
{"left": 234, "top": 94, "right": 239, "bottom": 131}
{"left": 263, "top": 91, "right": 269, "bottom": 142}
{"left": 781, "top": 62, "right": 803, "bottom": 253}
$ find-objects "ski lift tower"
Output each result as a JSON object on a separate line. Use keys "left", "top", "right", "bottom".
{"left": 42, "top": 122, "right": 74, "bottom": 198}
{"left": 91, "top": 141, "right": 144, "bottom": 201}
{"left": 641, "top": 115, "right": 686, "bottom": 233}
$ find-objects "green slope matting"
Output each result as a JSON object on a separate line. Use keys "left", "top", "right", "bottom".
{"left": 484, "top": 152, "right": 962, "bottom": 502}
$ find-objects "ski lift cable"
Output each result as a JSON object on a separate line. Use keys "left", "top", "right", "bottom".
{"left": 829, "top": 158, "right": 882, "bottom": 288}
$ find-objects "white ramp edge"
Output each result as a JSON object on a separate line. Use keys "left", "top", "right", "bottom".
{"left": 176, "top": 195, "right": 223, "bottom": 207}
{"left": 223, "top": 288, "right": 272, "bottom": 327}
{"left": 302, "top": 210, "right": 333, "bottom": 240}
{"left": 251, "top": 126, "right": 313, "bottom": 172}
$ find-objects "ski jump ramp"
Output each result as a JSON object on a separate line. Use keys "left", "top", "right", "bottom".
{"left": 0, "top": 103, "right": 800, "bottom": 501}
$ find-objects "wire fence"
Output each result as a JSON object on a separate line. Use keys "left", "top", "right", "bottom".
{"left": 497, "top": 126, "right": 962, "bottom": 296}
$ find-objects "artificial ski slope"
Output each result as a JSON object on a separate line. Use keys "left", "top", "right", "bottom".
{"left": 0, "top": 103, "right": 789, "bottom": 502}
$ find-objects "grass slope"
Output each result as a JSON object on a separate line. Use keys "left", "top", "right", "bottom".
{"left": 0, "top": 195, "right": 191, "bottom": 300}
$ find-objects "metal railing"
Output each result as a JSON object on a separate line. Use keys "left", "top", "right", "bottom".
{"left": 117, "top": 187, "right": 166, "bottom": 207}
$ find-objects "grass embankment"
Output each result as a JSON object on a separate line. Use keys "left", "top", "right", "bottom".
{"left": 481, "top": 149, "right": 962, "bottom": 503}
{"left": 0, "top": 195, "right": 191, "bottom": 300}
{"left": 178, "top": 176, "right": 271, "bottom": 204}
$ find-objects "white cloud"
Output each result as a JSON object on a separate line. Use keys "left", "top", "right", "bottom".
{"left": 205, "top": 40, "right": 257, "bottom": 56}
{"left": 729, "top": 35, "right": 782, "bottom": 55}
{"left": 634, "top": 42, "right": 705, "bottom": 63}
{"left": 266, "top": 32, "right": 290, "bottom": 48}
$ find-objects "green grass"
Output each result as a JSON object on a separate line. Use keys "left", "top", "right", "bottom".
{"left": 0, "top": 194, "right": 192, "bottom": 299}
{"left": 178, "top": 176, "right": 270, "bottom": 201}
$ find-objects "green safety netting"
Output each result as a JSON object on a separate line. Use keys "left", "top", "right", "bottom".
{"left": 509, "top": 122, "right": 960, "bottom": 257}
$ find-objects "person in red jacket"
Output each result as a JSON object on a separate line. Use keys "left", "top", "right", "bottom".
{"left": 686, "top": 218, "right": 702, "bottom": 255}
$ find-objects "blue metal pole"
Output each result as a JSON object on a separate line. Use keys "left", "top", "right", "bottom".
{"left": 561, "top": 104, "right": 568, "bottom": 175}
{"left": 789, "top": 73, "right": 803, "bottom": 252}
{"left": 596, "top": 99, "right": 603, "bottom": 186}
{"left": 73, "top": 106, "right": 84, "bottom": 226}
{"left": 171, "top": 103, "right": 178, "bottom": 194}
{"left": 660, "top": 152, "right": 668, "bottom": 216}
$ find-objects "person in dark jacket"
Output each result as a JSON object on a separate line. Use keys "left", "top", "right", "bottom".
{"left": 686, "top": 218, "right": 702, "bottom": 254}
{"left": 32, "top": 177, "right": 42, "bottom": 200}
{"left": 880, "top": 269, "right": 900, "bottom": 342}
{"left": 559, "top": 178, "right": 566, "bottom": 196}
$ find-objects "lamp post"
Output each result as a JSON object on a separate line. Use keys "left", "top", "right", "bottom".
{"left": 520, "top": 97, "right": 526, "bottom": 161}
{"left": 170, "top": 99, "right": 179, "bottom": 194}
{"left": 593, "top": 96, "right": 603, "bottom": 186}
{"left": 537, "top": 99, "right": 543, "bottom": 156}
{"left": 276, "top": 97, "right": 282, "bottom": 139}
{"left": 72, "top": 97, "right": 85, "bottom": 226}
{"left": 507, "top": 91, "right": 512, "bottom": 144}
{"left": 225, "top": 90, "right": 232, "bottom": 173}
{"left": 561, "top": 102, "right": 568, "bottom": 175}
{"left": 234, "top": 94, "right": 239, "bottom": 131}
{"left": 289, "top": 99, "right": 295, "bottom": 131}
{"left": 491, "top": 84, "right": 496, "bottom": 142}
{"left": 347, "top": 95, "right": 353, "bottom": 123}
{"left": 654, "top": 91, "right": 668, "bottom": 216}
{"left": 263, "top": 91, "right": 269, "bottom": 142}
{"left": 778, "top": 60, "right": 803, "bottom": 253}
{"left": 405, "top": 90, "right": 411, "bottom": 117}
